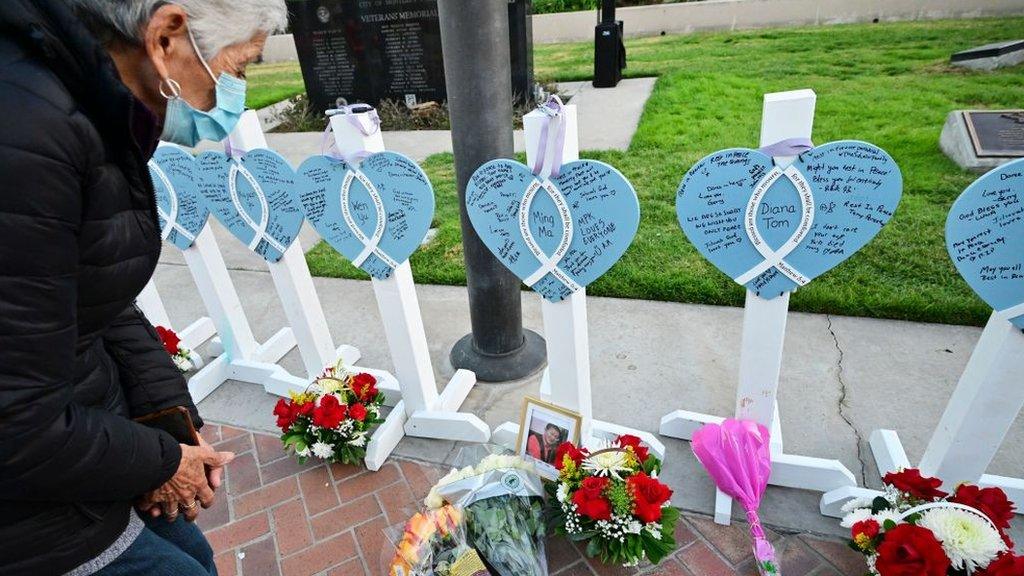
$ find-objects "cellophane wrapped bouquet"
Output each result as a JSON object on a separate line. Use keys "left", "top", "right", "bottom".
{"left": 547, "top": 435, "right": 680, "bottom": 567}
{"left": 272, "top": 360, "right": 385, "bottom": 465}
{"left": 385, "top": 505, "right": 490, "bottom": 576}
{"left": 424, "top": 446, "right": 548, "bottom": 576}
{"left": 841, "top": 468, "right": 1022, "bottom": 575}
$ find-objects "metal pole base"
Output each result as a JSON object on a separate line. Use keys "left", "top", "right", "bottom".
{"left": 450, "top": 328, "right": 546, "bottom": 382}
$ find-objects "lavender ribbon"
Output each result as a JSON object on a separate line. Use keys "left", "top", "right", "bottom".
{"left": 323, "top": 105, "right": 381, "bottom": 164}
{"left": 758, "top": 137, "right": 814, "bottom": 158}
{"left": 532, "top": 95, "right": 567, "bottom": 179}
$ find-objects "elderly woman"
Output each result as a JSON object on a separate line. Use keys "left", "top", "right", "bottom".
{"left": 0, "top": 1, "right": 286, "bottom": 574}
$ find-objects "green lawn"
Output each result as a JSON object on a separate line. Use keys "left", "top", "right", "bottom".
{"left": 275, "top": 18, "right": 1024, "bottom": 326}
{"left": 247, "top": 61, "right": 306, "bottom": 109}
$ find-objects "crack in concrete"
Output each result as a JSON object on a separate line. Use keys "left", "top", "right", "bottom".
{"left": 827, "top": 315, "right": 868, "bottom": 486}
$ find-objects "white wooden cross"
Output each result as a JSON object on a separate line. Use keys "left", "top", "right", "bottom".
{"left": 143, "top": 140, "right": 304, "bottom": 403}
{"left": 327, "top": 110, "right": 491, "bottom": 471}
{"left": 489, "top": 104, "right": 666, "bottom": 459}
{"left": 821, "top": 312, "right": 1024, "bottom": 517}
{"left": 659, "top": 90, "right": 857, "bottom": 525}
{"left": 222, "top": 110, "right": 389, "bottom": 400}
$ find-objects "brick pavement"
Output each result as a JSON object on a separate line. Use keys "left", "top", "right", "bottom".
{"left": 196, "top": 424, "right": 867, "bottom": 576}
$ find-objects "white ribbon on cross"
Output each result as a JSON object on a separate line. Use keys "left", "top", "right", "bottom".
{"left": 339, "top": 168, "right": 398, "bottom": 269}
{"left": 732, "top": 164, "right": 815, "bottom": 287}
{"left": 227, "top": 161, "right": 288, "bottom": 254}
{"left": 520, "top": 178, "right": 581, "bottom": 292}
{"left": 148, "top": 159, "right": 197, "bottom": 243}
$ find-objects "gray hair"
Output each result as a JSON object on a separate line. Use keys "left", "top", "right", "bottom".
{"left": 65, "top": 0, "right": 289, "bottom": 59}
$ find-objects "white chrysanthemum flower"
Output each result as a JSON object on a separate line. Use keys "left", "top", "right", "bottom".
{"left": 841, "top": 508, "right": 872, "bottom": 528}
{"left": 872, "top": 509, "right": 903, "bottom": 529}
{"left": 919, "top": 508, "right": 1006, "bottom": 571}
{"left": 311, "top": 441, "right": 334, "bottom": 460}
{"left": 841, "top": 497, "right": 875, "bottom": 513}
{"left": 582, "top": 450, "right": 631, "bottom": 480}
{"left": 556, "top": 482, "right": 570, "bottom": 503}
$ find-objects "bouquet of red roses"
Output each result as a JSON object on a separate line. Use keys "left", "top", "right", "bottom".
{"left": 155, "top": 325, "right": 199, "bottom": 372}
{"left": 273, "top": 360, "right": 385, "bottom": 465}
{"left": 842, "top": 468, "right": 1022, "bottom": 575}
{"left": 547, "top": 435, "right": 680, "bottom": 567}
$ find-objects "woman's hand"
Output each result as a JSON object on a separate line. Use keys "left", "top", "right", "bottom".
{"left": 138, "top": 443, "right": 234, "bottom": 522}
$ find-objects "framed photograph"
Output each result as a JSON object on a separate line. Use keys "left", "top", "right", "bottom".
{"left": 516, "top": 396, "right": 582, "bottom": 480}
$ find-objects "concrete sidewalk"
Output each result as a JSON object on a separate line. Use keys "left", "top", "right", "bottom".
{"left": 150, "top": 249, "right": 1024, "bottom": 543}
{"left": 196, "top": 78, "right": 656, "bottom": 165}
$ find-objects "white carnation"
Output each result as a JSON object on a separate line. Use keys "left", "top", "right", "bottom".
{"left": 311, "top": 441, "right": 334, "bottom": 460}
{"left": 172, "top": 354, "right": 193, "bottom": 372}
{"left": 841, "top": 508, "right": 872, "bottom": 528}
{"left": 423, "top": 489, "right": 444, "bottom": 510}
{"left": 556, "top": 482, "right": 570, "bottom": 503}
{"left": 919, "top": 507, "right": 1006, "bottom": 571}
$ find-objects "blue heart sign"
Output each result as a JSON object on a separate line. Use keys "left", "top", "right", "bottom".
{"left": 946, "top": 158, "right": 1024, "bottom": 329}
{"left": 677, "top": 141, "right": 902, "bottom": 299}
{"left": 148, "top": 145, "right": 209, "bottom": 250}
{"left": 466, "top": 158, "right": 640, "bottom": 303}
{"left": 195, "top": 149, "right": 305, "bottom": 263}
{"left": 295, "top": 152, "right": 435, "bottom": 280}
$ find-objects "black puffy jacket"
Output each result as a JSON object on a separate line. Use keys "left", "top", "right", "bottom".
{"left": 0, "top": 1, "right": 204, "bottom": 573}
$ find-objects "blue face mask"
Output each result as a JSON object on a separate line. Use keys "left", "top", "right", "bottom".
{"left": 159, "top": 30, "right": 247, "bottom": 147}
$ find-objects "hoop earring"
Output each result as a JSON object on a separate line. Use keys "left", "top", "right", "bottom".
{"left": 159, "top": 77, "right": 182, "bottom": 99}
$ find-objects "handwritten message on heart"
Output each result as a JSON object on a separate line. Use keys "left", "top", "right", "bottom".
{"left": 295, "top": 152, "right": 435, "bottom": 280}
{"left": 148, "top": 145, "right": 209, "bottom": 250}
{"left": 946, "top": 158, "right": 1024, "bottom": 329}
{"left": 677, "top": 141, "right": 902, "bottom": 299}
{"left": 466, "top": 158, "right": 640, "bottom": 303}
{"left": 195, "top": 149, "right": 305, "bottom": 263}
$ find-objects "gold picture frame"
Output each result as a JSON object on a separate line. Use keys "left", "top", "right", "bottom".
{"left": 515, "top": 396, "right": 583, "bottom": 480}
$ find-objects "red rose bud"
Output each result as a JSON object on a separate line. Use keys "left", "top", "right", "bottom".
{"left": 851, "top": 519, "right": 880, "bottom": 550}
{"left": 874, "top": 524, "right": 950, "bottom": 576}
{"left": 155, "top": 325, "right": 181, "bottom": 356}
{"left": 616, "top": 434, "right": 650, "bottom": 464}
{"left": 978, "top": 552, "right": 1024, "bottom": 576}
{"left": 883, "top": 468, "right": 948, "bottom": 500}
{"left": 627, "top": 472, "right": 673, "bottom": 524}
{"left": 572, "top": 476, "right": 612, "bottom": 521}
{"left": 349, "top": 403, "right": 367, "bottom": 422}
{"left": 273, "top": 398, "right": 296, "bottom": 431}
{"left": 312, "top": 394, "right": 347, "bottom": 429}
{"left": 554, "top": 442, "right": 588, "bottom": 471}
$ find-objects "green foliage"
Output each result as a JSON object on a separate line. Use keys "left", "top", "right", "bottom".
{"left": 871, "top": 496, "right": 891, "bottom": 514}
{"left": 607, "top": 482, "right": 635, "bottom": 516}
{"left": 463, "top": 495, "right": 547, "bottom": 576}
{"left": 302, "top": 18, "right": 1024, "bottom": 326}
{"left": 532, "top": 0, "right": 598, "bottom": 14}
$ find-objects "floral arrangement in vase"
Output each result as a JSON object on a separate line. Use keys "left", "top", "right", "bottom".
{"left": 842, "top": 468, "right": 1021, "bottom": 575}
{"left": 155, "top": 325, "right": 196, "bottom": 372}
{"left": 273, "top": 360, "right": 385, "bottom": 465}
{"left": 548, "top": 435, "right": 680, "bottom": 567}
